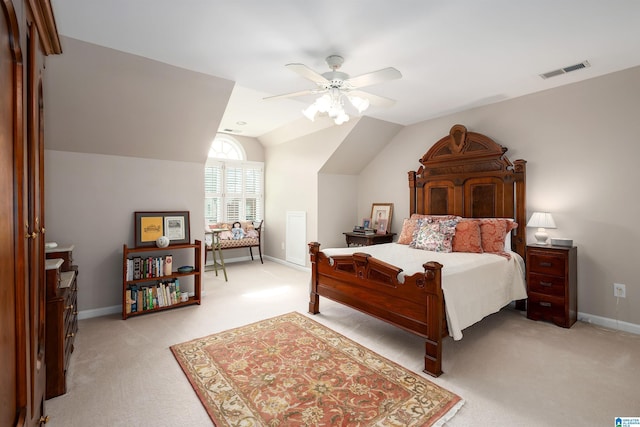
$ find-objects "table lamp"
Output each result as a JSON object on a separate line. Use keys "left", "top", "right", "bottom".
{"left": 527, "top": 212, "right": 556, "bottom": 244}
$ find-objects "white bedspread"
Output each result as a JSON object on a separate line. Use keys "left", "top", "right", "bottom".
{"left": 321, "top": 243, "right": 527, "bottom": 340}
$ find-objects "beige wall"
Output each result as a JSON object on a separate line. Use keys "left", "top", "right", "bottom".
{"left": 263, "top": 123, "right": 357, "bottom": 260}
{"left": 43, "top": 33, "right": 640, "bottom": 330}
{"left": 43, "top": 37, "right": 234, "bottom": 314}
{"left": 357, "top": 66, "right": 640, "bottom": 329}
{"left": 318, "top": 173, "right": 358, "bottom": 249}
{"left": 45, "top": 37, "right": 234, "bottom": 162}
{"left": 44, "top": 151, "right": 205, "bottom": 314}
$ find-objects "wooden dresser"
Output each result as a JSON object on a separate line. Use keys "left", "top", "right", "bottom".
{"left": 45, "top": 245, "right": 79, "bottom": 399}
{"left": 526, "top": 244, "right": 577, "bottom": 328}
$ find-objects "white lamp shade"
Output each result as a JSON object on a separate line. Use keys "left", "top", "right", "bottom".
{"left": 526, "top": 212, "right": 556, "bottom": 229}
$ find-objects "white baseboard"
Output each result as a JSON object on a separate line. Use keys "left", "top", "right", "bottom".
{"left": 78, "top": 305, "right": 120, "bottom": 320}
{"left": 205, "top": 254, "right": 259, "bottom": 264}
{"left": 264, "top": 255, "right": 310, "bottom": 272}
{"left": 578, "top": 312, "right": 640, "bottom": 335}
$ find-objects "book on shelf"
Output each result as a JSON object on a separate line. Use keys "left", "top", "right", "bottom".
{"left": 164, "top": 255, "right": 172, "bottom": 276}
{"left": 126, "top": 285, "right": 138, "bottom": 313}
{"left": 127, "top": 255, "right": 175, "bottom": 281}
{"left": 133, "top": 257, "right": 142, "bottom": 280}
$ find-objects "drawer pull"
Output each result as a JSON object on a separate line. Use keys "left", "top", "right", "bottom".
{"left": 540, "top": 281, "right": 553, "bottom": 287}
{"left": 65, "top": 304, "right": 74, "bottom": 310}
{"left": 66, "top": 332, "right": 75, "bottom": 338}
{"left": 39, "top": 415, "right": 49, "bottom": 424}
{"left": 539, "top": 262, "right": 552, "bottom": 267}
{"left": 539, "top": 301, "right": 552, "bottom": 307}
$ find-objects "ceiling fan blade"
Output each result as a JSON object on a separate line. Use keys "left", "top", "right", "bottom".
{"left": 263, "top": 89, "right": 322, "bottom": 101}
{"left": 285, "top": 63, "right": 329, "bottom": 84}
{"left": 347, "top": 67, "right": 402, "bottom": 89}
{"left": 350, "top": 90, "right": 396, "bottom": 108}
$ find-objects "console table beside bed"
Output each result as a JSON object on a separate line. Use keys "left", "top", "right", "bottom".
{"left": 343, "top": 232, "right": 396, "bottom": 247}
{"left": 309, "top": 124, "right": 527, "bottom": 377}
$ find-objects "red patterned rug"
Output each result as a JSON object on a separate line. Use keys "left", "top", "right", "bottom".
{"left": 171, "top": 312, "right": 463, "bottom": 426}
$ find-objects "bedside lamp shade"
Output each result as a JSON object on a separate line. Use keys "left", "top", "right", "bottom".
{"left": 527, "top": 212, "right": 556, "bottom": 244}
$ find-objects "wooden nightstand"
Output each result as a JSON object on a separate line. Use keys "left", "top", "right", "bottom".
{"left": 526, "top": 244, "right": 577, "bottom": 328}
{"left": 343, "top": 232, "right": 396, "bottom": 247}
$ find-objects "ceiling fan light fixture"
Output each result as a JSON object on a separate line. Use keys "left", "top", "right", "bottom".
{"left": 302, "top": 90, "right": 352, "bottom": 125}
{"left": 315, "top": 94, "right": 332, "bottom": 112}
{"left": 334, "top": 111, "right": 349, "bottom": 125}
{"left": 267, "top": 54, "right": 400, "bottom": 126}
{"left": 302, "top": 103, "right": 318, "bottom": 121}
{"left": 348, "top": 95, "right": 370, "bottom": 114}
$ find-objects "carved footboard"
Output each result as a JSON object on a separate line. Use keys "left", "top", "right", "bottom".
{"left": 308, "top": 242, "right": 445, "bottom": 377}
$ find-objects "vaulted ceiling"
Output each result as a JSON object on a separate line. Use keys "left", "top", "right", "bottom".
{"left": 51, "top": 1, "right": 640, "bottom": 140}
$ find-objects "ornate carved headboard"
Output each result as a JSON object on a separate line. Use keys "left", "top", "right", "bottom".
{"left": 408, "top": 124, "right": 527, "bottom": 258}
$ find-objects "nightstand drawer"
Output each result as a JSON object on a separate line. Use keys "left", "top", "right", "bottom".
{"left": 528, "top": 252, "right": 565, "bottom": 276}
{"left": 527, "top": 293, "right": 565, "bottom": 321}
{"left": 528, "top": 273, "right": 566, "bottom": 297}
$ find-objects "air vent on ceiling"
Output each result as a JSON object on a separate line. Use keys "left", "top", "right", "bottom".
{"left": 540, "top": 60, "right": 590, "bottom": 79}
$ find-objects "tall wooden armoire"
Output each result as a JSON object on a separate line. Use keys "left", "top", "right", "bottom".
{"left": 0, "top": 1, "right": 61, "bottom": 426}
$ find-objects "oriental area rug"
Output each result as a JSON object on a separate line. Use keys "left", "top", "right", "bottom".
{"left": 170, "top": 312, "right": 463, "bottom": 426}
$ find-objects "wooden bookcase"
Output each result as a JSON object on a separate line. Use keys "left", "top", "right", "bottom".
{"left": 122, "top": 240, "right": 202, "bottom": 319}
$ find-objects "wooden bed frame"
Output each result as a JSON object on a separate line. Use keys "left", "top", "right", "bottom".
{"left": 308, "top": 124, "right": 526, "bottom": 377}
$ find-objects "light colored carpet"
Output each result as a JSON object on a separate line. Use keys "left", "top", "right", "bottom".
{"left": 45, "top": 260, "right": 640, "bottom": 426}
{"left": 171, "top": 312, "right": 463, "bottom": 426}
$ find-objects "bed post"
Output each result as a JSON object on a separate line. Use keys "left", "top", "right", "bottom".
{"left": 308, "top": 242, "right": 320, "bottom": 314}
{"left": 512, "top": 159, "right": 527, "bottom": 260}
{"left": 423, "top": 261, "right": 444, "bottom": 377}
{"left": 408, "top": 170, "right": 417, "bottom": 215}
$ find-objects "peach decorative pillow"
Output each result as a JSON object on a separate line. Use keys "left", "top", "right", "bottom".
{"left": 397, "top": 218, "right": 418, "bottom": 245}
{"left": 452, "top": 219, "right": 483, "bottom": 253}
{"left": 479, "top": 219, "right": 518, "bottom": 253}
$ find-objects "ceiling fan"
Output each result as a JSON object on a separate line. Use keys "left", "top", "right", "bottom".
{"left": 264, "top": 55, "right": 402, "bottom": 124}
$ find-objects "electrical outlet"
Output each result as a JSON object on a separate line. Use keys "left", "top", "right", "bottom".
{"left": 614, "top": 283, "right": 626, "bottom": 298}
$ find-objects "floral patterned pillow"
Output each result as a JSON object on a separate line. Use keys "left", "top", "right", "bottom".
{"left": 452, "top": 219, "right": 483, "bottom": 253}
{"left": 411, "top": 218, "right": 459, "bottom": 252}
{"left": 479, "top": 219, "right": 518, "bottom": 253}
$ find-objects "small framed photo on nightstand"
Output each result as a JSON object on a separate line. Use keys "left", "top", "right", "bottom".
{"left": 376, "top": 219, "right": 388, "bottom": 234}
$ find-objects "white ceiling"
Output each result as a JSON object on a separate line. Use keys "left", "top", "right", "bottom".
{"left": 51, "top": 0, "right": 640, "bottom": 139}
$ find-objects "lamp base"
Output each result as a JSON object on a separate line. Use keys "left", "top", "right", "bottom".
{"left": 534, "top": 228, "right": 549, "bottom": 245}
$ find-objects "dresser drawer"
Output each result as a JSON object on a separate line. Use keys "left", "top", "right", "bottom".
{"left": 528, "top": 252, "right": 566, "bottom": 276}
{"left": 527, "top": 293, "right": 565, "bottom": 322}
{"left": 528, "top": 273, "right": 566, "bottom": 297}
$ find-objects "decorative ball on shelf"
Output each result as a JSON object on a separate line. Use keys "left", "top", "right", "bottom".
{"left": 156, "top": 235, "right": 170, "bottom": 248}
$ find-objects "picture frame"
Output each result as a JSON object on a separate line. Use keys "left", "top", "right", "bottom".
{"left": 376, "top": 219, "right": 388, "bottom": 235}
{"left": 134, "top": 211, "right": 191, "bottom": 248}
{"left": 370, "top": 203, "right": 393, "bottom": 233}
{"left": 362, "top": 218, "right": 371, "bottom": 228}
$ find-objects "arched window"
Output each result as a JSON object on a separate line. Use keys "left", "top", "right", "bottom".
{"left": 204, "top": 135, "right": 263, "bottom": 226}
{"left": 207, "top": 135, "right": 246, "bottom": 160}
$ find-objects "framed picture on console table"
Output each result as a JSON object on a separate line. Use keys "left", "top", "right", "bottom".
{"left": 376, "top": 219, "right": 388, "bottom": 235}
{"left": 134, "top": 211, "right": 191, "bottom": 247}
{"left": 370, "top": 203, "right": 393, "bottom": 232}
